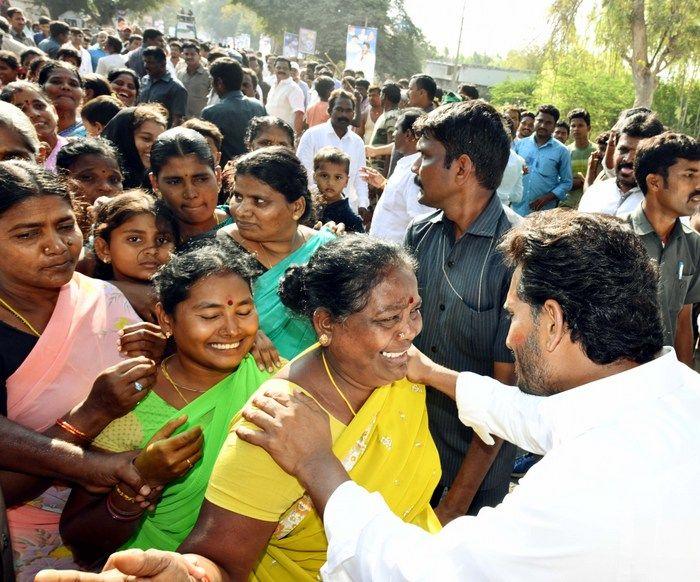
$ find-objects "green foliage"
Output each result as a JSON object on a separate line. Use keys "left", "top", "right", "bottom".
{"left": 45, "top": 0, "right": 173, "bottom": 24}
{"left": 490, "top": 79, "right": 538, "bottom": 110}
{"left": 228, "top": 0, "right": 429, "bottom": 79}
{"left": 653, "top": 76, "right": 700, "bottom": 137}
{"left": 184, "top": 0, "right": 264, "bottom": 43}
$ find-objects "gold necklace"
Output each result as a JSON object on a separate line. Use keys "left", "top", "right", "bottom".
{"left": 160, "top": 355, "right": 207, "bottom": 407}
{"left": 0, "top": 296, "right": 41, "bottom": 337}
{"left": 255, "top": 230, "right": 302, "bottom": 270}
{"left": 321, "top": 351, "right": 357, "bottom": 417}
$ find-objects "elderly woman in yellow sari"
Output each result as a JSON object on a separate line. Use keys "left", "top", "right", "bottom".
{"left": 165, "top": 235, "right": 441, "bottom": 581}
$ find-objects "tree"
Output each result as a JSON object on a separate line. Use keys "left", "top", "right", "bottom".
{"left": 549, "top": 0, "right": 700, "bottom": 107}
{"left": 44, "top": 0, "right": 173, "bottom": 25}
{"left": 228, "top": 0, "right": 430, "bottom": 79}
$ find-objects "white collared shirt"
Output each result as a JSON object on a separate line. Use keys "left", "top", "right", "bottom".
{"left": 266, "top": 77, "right": 305, "bottom": 126}
{"left": 578, "top": 177, "right": 643, "bottom": 216}
{"left": 95, "top": 53, "right": 126, "bottom": 76}
{"left": 320, "top": 348, "right": 700, "bottom": 581}
{"left": 297, "top": 120, "right": 369, "bottom": 210}
{"left": 369, "top": 152, "right": 432, "bottom": 242}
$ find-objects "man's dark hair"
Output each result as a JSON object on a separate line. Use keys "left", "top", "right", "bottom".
{"left": 555, "top": 120, "right": 570, "bottom": 134}
{"left": 458, "top": 84, "right": 479, "bottom": 99}
{"left": 314, "top": 76, "right": 335, "bottom": 102}
{"left": 142, "top": 28, "right": 163, "bottom": 43}
{"left": 57, "top": 47, "right": 81, "bottom": 66}
{"left": 105, "top": 35, "right": 122, "bottom": 54}
{"left": 620, "top": 112, "right": 665, "bottom": 139}
{"left": 181, "top": 42, "right": 199, "bottom": 53}
{"left": 381, "top": 82, "right": 401, "bottom": 105}
{"left": 181, "top": 118, "right": 224, "bottom": 151}
{"left": 414, "top": 99, "right": 510, "bottom": 191}
{"left": 6, "top": 8, "right": 23, "bottom": 19}
{"left": 500, "top": 209, "right": 663, "bottom": 365}
{"left": 38, "top": 16, "right": 50, "bottom": 25}
{"left": 537, "top": 104, "right": 560, "bottom": 122}
{"left": 634, "top": 132, "right": 700, "bottom": 195}
{"left": 142, "top": 46, "right": 166, "bottom": 64}
{"left": 81, "top": 95, "right": 123, "bottom": 126}
{"left": 129, "top": 34, "right": 142, "bottom": 43}
{"left": 207, "top": 50, "right": 227, "bottom": 64}
{"left": 411, "top": 74, "right": 437, "bottom": 100}
{"left": 169, "top": 41, "right": 182, "bottom": 51}
{"left": 19, "top": 48, "right": 42, "bottom": 67}
{"left": 521, "top": 111, "right": 535, "bottom": 121}
{"left": 355, "top": 78, "right": 370, "bottom": 91}
{"left": 328, "top": 89, "right": 356, "bottom": 111}
{"left": 209, "top": 57, "right": 243, "bottom": 93}
{"left": 396, "top": 107, "right": 424, "bottom": 134}
{"left": 69, "top": 27, "right": 83, "bottom": 36}
{"left": 49, "top": 21, "right": 70, "bottom": 38}
{"left": 0, "top": 50, "right": 19, "bottom": 70}
{"left": 568, "top": 107, "right": 590, "bottom": 127}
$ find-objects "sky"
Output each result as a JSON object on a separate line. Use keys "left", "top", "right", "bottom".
{"left": 403, "top": 0, "right": 594, "bottom": 59}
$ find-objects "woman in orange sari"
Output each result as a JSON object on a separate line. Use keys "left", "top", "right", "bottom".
{"left": 0, "top": 161, "right": 161, "bottom": 580}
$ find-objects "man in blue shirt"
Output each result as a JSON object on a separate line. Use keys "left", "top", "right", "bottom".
{"left": 38, "top": 20, "right": 70, "bottom": 59}
{"left": 513, "top": 104, "right": 572, "bottom": 216}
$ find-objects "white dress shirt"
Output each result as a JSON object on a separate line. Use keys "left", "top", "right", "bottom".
{"left": 297, "top": 120, "right": 369, "bottom": 210}
{"left": 369, "top": 152, "right": 432, "bottom": 242}
{"left": 320, "top": 347, "right": 700, "bottom": 581}
{"left": 95, "top": 53, "right": 126, "bottom": 76}
{"left": 266, "top": 77, "right": 305, "bottom": 127}
{"left": 578, "top": 178, "right": 643, "bottom": 216}
{"left": 496, "top": 148, "right": 525, "bottom": 205}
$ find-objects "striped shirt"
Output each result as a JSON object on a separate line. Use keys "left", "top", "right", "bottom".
{"left": 405, "top": 193, "right": 520, "bottom": 512}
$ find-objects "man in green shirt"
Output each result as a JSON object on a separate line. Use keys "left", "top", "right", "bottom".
{"left": 559, "top": 108, "right": 595, "bottom": 209}
{"left": 628, "top": 132, "right": 700, "bottom": 367}
{"left": 369, "top": 82, "right": 401, "bottom": 176}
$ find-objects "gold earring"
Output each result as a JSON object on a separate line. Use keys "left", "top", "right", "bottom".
{"left": 165, "top": 331, "right": 172, "bottom": 339}
{"left": 319, "top": 333, "right": 330, "bottom": 346}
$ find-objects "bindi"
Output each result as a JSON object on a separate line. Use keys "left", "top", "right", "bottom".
{"left": 227, "top": 299, "right": 234, "bottom": 306}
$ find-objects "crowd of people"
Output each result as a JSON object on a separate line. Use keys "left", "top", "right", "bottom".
{"left": 0, "top": 9, "right": 698, "bottom": 582}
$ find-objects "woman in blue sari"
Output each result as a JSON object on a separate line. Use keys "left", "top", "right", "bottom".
{"left": 218, "top": 146, "right": 334, "bottom": 366}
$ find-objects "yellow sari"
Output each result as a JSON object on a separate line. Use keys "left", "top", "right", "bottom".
{"left": 206, "top": 360, "right": 441, "bottom": 581}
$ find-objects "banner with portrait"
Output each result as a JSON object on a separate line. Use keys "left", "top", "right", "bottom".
{"left": 282, "top": 32, "right": 299, "bottom": 58}
{"left": 345, "top": 25, "right": 378, "bottom": 81}
{"left": 298, "top": 28, "right": 317, "bottom": 55}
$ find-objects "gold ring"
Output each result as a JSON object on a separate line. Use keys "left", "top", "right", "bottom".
{"left": 186, "top": 458, "right": 192, "bottom": 469}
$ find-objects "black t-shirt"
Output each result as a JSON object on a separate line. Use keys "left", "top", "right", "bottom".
{"left": 320, "top": 198, "right": 365, "bottom": 234}
{"left": 0, "top": 319, "right": 38, "bottom": 417}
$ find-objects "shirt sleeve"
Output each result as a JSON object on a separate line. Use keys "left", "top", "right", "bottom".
{"left": 288, "top": 84, "right": 305, "bottom": 113}
{"left": 552, "top": 148, "right": 573, "bottom": 200}
{"left": 296, "top": 132, "right": 316, "bottom": 188}
{"left": 171, "top": 86, "right": 188, "bottom": 118}
{"left": 354, "top": 141, "right": 370, "bottom": 209}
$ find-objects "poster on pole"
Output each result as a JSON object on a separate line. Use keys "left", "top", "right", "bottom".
{"left": 282, "top": 32, "right": 299, "bottom": 58}
{"left": 345, "top": 25, "right": 377, "bottom": 81}
{"left": 259, "top": 35, "right": 273, "bottom": 57}
{"left": 298, "top": 28, "right": 317, "bottom": 55}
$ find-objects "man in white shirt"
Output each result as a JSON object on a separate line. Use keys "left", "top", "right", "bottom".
{"left": 265, "top": 56, "right": 305, "bottom": 135}
{"left": 579, "top": 111, "right": 664, "bottom": 216}
{"left": 368, "top": 108, "right": 431, "bottom": 242}
{"left": 297, "top": 89, "right": 369, "bottom": 215}
{"left": 95, "top": 35, "right": 125, "bottom": 77}
{"left": 67, "top": 27, "right": 93, "bottom": 74}
{"left": 233, "top": 210, "right": 700, "bottom": 582}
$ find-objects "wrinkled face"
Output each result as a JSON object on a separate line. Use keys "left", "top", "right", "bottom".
{"left": 43, "top": 69, "right": 83, "bottom": 113}
{"left": 241, "top": 73, "right": 255, "bottom": 98}
{"left": 248, "top": 126, "right": 293, "bottom": 151}
{"left": 10, "top": 87, "right": 58, "bottom": 142}
{"left": 330, "top": 97, "right": 354, "bottom": 131}
{"left": 183, "top": 47, "right": 200, "bottom": 68}
{"left": 314, "top": 161, "right": 348, "bottom": 203}
{"left": 569, "top": 118, "right": 589, "bottom": 142}
{"left": 504, "top": 269, "right": 553, "bottom": 397}
{"left": 0, "top": 127, "right": 35, "bottom": 162}
{"left": 97, "top": 213, "right": 175, "bottom": 283}
{"left": 275, "top": 59, "right": 290, "bottom": 81}
{"left": 614, "top": 133, "right": 642, "bottom": 189}
{"left": 230, "top": 173, "right": 302, "bottom": 243}
{"left": 66, "top": 154, "right": 123, "bottom": 204}
{"left": 110, "top": 73, "right": 138, "bottom": 106}
{"left": 518, "top": 116, "right": 534, "bottom": 137}
{"left": 134, "top": 120, "right": 166, "bottom": 169}
{"left": 162, "top": 273, "right": 259, "bottom": 373}
{"left": 412, "top": 133, "right": 455, "bottom": 209}
{"left": 327, "top": 268, "right": 422, "bottom": 387}
{"left": 654, "top": 158, "right": 700, "bottom": 218}
{"left": 534, "top": 112, "right": 556, "bottom": 141}
{"left": 0, "top": 196, "right": 82, "bottom": 291}
{"left": 0, "top": 60, "right": 18, "bottom": 85}
{"left": 143, "top": 55, "right": 165, "bottom": 78}
{"left": 153, "top": 154, "right": 221, "bottom": 227}
{"left": 553, "top": 125, "right": 569, "bottom": 144}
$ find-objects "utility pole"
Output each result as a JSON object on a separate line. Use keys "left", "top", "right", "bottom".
{"left": 452, "top": 0, "right": 467, "bottom": 86}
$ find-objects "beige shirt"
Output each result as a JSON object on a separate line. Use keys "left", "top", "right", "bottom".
{"left": 177, "top": 64, "right": 212, "bottom": 119}
{"left": 266, "top": 77, "right": 305, "bottom": 126}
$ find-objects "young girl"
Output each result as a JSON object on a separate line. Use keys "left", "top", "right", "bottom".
{"left": 93, "top": 191, "right": 177, "bottom": 283}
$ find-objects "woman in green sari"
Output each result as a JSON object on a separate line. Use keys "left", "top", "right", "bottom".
{"left": 59, "top": 239, "right": 272, "bottom": 568}
{"left": 217, "top": 146, "right": 335, "bottom": 367}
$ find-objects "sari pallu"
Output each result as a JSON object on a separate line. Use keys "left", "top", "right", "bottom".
{"left": 5, "top": 272, "right": 138, "bottom": 580}
{"left": 252, "top": 377, "right": 442, "bottom": 581}
{"left": 253, "top": 228, "right": 335, "bottom": 360}
{"left": 109, "top": 355, "right": 271, "bottom": 551}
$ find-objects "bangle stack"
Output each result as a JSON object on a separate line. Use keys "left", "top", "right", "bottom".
{"left": 55, "top": 418, "right": 91, "bottom": 445}
{"left": 106, "top": 489, "right": 143, "bottom": 522}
